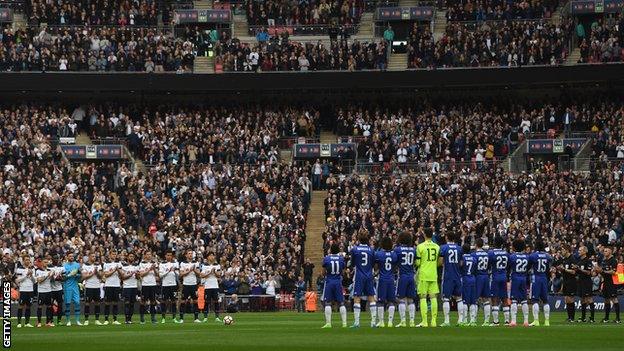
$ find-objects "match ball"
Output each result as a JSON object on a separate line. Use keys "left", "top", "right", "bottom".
{"left": 223, "top": 315, "right": 234, "bottom": 325}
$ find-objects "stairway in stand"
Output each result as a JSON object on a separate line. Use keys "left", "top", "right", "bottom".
{"left": 233, "top": 14, "right": 251, "bottom": 38}
{"left": 399, "top": 0, "right": 419, "bottom": 6}
{"left": 194, "top": 56, "right": 215, "bottom": 73}
{"left": 304, "top": 190, "right": 328, "bottom": 284}
{"left": 433, "top": 10, "right": 447, "bottom": 41}
{"left": 193, "top": 0, "right": 213, "bottom": 9}
{"left": 388, "top": 53, "right": 408, "bottom": 71}
{"left": 355, "top": 12, "right": 375, "bottom": 39}
{"left": 566, "top": 48, "right": 581, "bottom": 65}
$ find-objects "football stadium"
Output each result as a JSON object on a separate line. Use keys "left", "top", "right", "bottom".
{"left": 1, "top": 0, "right": 624, "bottom": 350}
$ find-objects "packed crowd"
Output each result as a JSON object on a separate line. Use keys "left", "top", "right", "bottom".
{"left": 0, "top": 25, "right": 195, "bottom": 72}
{"left": 245, "top": 0, "right": 364, "bottom": 27}
{"left": 407, "top": 19, "right": 574, "bottom": 68}
{"left": 444, "top": 0, "right": 562, "bottom": 22}
{"left": 335, "top": 102, "right": 516, "bottom": 166}
{"left": 26, "top": 0, "right": 159, "bottom": 26}
{"left": 576, "top": 14, "right": 623, "bottom": 64}
{"left": 334, "top": 98, "right": 624, "bottom": 168}
{"left": 322, "top": 169, "right": 624, "bottom": 281}
{"left": 74, "top": 104, "right": 319, "bottom": 163}
{"left": 214, "top": 37, "right": 388, "bottom": 72}
{"left": 0, "top": 104, "right": 313, "bottom": 297}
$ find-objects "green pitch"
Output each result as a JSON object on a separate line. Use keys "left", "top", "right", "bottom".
{"left": 9, "top": 312, "right": 622, "bottom": 351}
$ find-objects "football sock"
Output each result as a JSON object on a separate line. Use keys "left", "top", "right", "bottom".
{"left": 469, "top": 304, "right": 477, "bottom": 323}
{"left": 521, "top": 301, "right": 529, "bottom": 324}
{"left": 457, "top": 300, "right": 464, "bottom": 324}
{"left": 339, "top": 305, "right": 347, "bottom": 325}
{"left": 605, "top": 302, "right": 611, "bottom": 320}
{"left": 140, "top": 305, "right": 146, "bottom": 322}
{"left": 544, "top": 304, "right": 550, "bottom": 320}
{"left": 25, "top": 305, "right": 31, "bottom": 324}
{"left": 566, "top": 302, "right": 575, "bottom": 320}
{"left": 377, "top": 305, "right": 385, "bottom": 323}
{"left": 161, "top": 302, "right": 167, "bottom": 319}
{"left": 419, "top": 298, "right": 428, "bottom": 324}
{"left": 532, "top": 303, "right": 540, "bottom": 321}
{"left": 179, "top": 302, "right": 185, "bottom": 320}
{"left": 589, "top": 302, "right": 595, "bottom": 320}
{"left": 213, "top": 302, "right": 219, "bottom": 318}
{"left": 492, "top": 305, "right": 499, "bottom": 323}
{"left": 503, "top": 306, "right": 510, "bottom": 323}
{"left": 104, "top": 304, "right": 110, "bottom": 320}
{"left": 37, "top": 307, "right": 42, "bottom": 323}
{"left": 398, "top": 302, "right": 406, "bottom": 322}
{"left": 353, "top": 303, "right": 361, "bottom": 324}
{"left": 614, "top": 303, "right": 620, "bottom": 320}
{"left": 388, "top": 304, "right": 395, "bottom": 325}
{"left": 443, "top": 299, "right": 450, "bottom": 324}
{"left": 112, "top": 304, "right": 119, "bottom": 320}
{"left": 483, "top": 301, "right": 491, "bottom": 323}
{"left": 408, "top": 303, "right": 415, "bottom": 323}
{"left": 324, "top": 305, "right": 332, "bottom": 325}
{"left": 85, "top": 305, "right": 90, "bottom": 320}
{"left": 150, "top": 304, "right": 156, "bottom": 320}
{"left": 511, "top": 302, "right": 518, "bottom": 324}
{"left": 17, "top": 308, "right": 22, "bottom": 324}
{"left": 369, "top": 302, "right": 377, "bottom": 325}
{"left": 430, "top": 298, "right": 438, "bottom": 323}
{"left": 65, "top": 302, "right": 71, "bottom": 320}
{"left": 47, "top": 306, "right": 53, "bottom": 323}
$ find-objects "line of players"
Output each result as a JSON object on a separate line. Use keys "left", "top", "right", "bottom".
{"left": 321, "top": 229, "right": 622, "bottom": 328}
{"left": 12, "top": 248, "right": 224, "bottom": 328}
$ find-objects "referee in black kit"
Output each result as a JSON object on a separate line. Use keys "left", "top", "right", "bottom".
{"left": 556, "top": 244, "right": 578, "bottom": 322}
{"left": 576, "top": 246, "right": 595, "bottom": 323}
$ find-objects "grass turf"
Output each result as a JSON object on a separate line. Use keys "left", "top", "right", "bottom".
{"left": 8, "top": 311, "right": 622, "bottom": 351}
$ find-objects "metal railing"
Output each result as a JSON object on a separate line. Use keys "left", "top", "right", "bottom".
{"left": 279, "top": 136, "right": 321, "bottom": 149}
{"left": 356, "top": 159, "right": 504, "bottom": 174}
{"left": 247, "top": 23, "right": 359, "bottom": 37}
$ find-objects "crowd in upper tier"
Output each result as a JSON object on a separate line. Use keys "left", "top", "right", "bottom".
{"left": 245, "top": 0, "right": 365, "bottom": 27}
{"left": 408, "top": 19, "right": 574, "bottom": 68}
{"left": 0, "top": 26, "right": 195, "bottom": 72}
{"left": 214, "top": 36, "right": 388, "bottom": 72}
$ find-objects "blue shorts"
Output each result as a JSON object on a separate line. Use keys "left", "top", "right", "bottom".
{"left": 475, "top": 275, "right": 490, "bottom": 298}
{"left": 63, "top": 286, "right": 80, "bottom": 304}
{"left": 323, "top": 281, "right": 344, "bottom": 303}
{"left": 490, "top": 275, "right": 508, "bottom": 299}
{"left": 510, "top": 276, "right": 527, "bottom": 302}
{"left": 352, "top": 273, "right": 375, "bottom": 297}
{"left": 462, "top": 280, "right": 477, "bottom": 305}
{"left": 376, "top": 279, "right": 396, "bottom": 303}
{"left": 442, "top": 278, "right": 462, "bottom": 298}
{"left": 396, "top": 275, "right": 416, "bottom": 299}
{"left": 531, "top": 276, "right": 548, "bottom": 302}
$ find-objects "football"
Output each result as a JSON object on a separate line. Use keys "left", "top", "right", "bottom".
{"left": 223, "top": 315, "right": 234, "bottom": 325}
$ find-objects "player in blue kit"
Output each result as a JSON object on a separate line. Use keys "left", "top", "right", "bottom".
{"left": 509, "top": 239, "right": 530, "bottom": 327}
{"left": 63, "top": 252, "right": 82, "bottom": 326}
{"left": 529, "top": 240, "right": 552, "bottom": 326}
{"left": 473, "top": 239, "right": 492, "bottom": 326}
{"left": 349, "top": 231, "right": 377, "bottom": 328}
{"left": 322, "top": 243, "right": 347, "bottom": 328}
{"left": 439, "top": 232, "right": 464, "bottom": 327}
{"left": 461, "top": 244, "right": 477, "bottom": 326}
{"left": 374, "top": 237, "right": 398, "bottom": 327}
{"left": 393, "top": 233, "right": 417, "bottom": 327}
{"left": 489, "top": 237, "right": 510, "bottom": 325}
